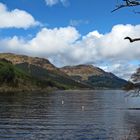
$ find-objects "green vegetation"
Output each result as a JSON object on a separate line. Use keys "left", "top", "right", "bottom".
{"left": 16, "top": 62, "right": 90, "bottom": 90}
{"left": 0, "top": 59, "right": 32, "bottom": 88}
{"left": 0, "top": 53, "right": 130, "bottom": 91}
{"left": 0, "top": 60, "right": 15, "bottom": 84}
{"left": 0, "top": 59, "right": 89, "bottom": 91}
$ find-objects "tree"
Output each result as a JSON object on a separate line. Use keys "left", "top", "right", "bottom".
{"left": 0, "top": 64, "right": 15, "bottom": 84}
{"left": 112, "top": 0, "right": 140, "bottom": 42}
{"left": 112, "top": 0, "right": 140, "bottom": 12}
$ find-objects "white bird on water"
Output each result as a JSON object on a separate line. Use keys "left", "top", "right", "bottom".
{"left": 82, "top": 106, "right": 85, "bottom": 111}
{"left": 62, "top": 100, "right": 64, "bottom": 105}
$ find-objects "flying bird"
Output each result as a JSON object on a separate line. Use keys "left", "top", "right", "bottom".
{"left": 124, "top": 37, "right": 140, "bottom": 43}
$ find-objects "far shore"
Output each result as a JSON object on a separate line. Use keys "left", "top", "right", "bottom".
{"left": 0, "top": 86, "right": 127, "bottom": 93}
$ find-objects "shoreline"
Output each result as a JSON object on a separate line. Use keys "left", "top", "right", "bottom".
{"left": 0, "top": 86, "right": 126, "bottom": 93}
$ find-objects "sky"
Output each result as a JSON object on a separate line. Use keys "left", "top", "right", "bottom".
{"left": 0, "top": 0, "right": 140, "bottom": 80}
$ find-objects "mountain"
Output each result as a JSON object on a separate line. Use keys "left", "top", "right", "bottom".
{"left": 0, "top": 53, "right": 55, "bottom": 70}
{"left": 15, "top": 62, "right": 90, "bottom": 89}
{"left": 0, "top": 53, "right": 128, "bottom": 90}
{"left": 61, "top": 65, "right": 105, "bottom": 80}
{"left": 60, "top": 64, "right": 128, "bottom": 89}
{"left": 0, "top": 53, "right": 90, "bottom": 91}
{"left": 0, "top": 58, "right": 41, "bottom": 91}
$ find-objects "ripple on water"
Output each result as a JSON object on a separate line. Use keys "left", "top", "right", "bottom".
{"left": 0, "top": 90, "right": 139, "bottom": 140}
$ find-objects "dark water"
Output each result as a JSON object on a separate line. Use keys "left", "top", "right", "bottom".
{"left": 0, "top": 90, "right": 140, "bottom": 140}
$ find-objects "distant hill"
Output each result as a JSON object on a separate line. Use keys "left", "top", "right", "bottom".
{"left": 61, "top": 65, "right": 105, "bottom": 80}
{"left": 16, "top": 62, "right": 90, "bottom": 90}
{"left": 0, "top": 53, "right": 55, "bottom": 70}
{"left": 0, "top": 53, "right": 90, "bottom": 91}
{"left": 61, "top": 64, "right": 128, "bottom": 89}
{"left": 0, "top": 53, "right": 129, "bottom": 90}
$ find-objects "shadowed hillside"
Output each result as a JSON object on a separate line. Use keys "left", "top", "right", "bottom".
{"left": 61, "top": 65, "right": 128, "bottom": 89}
{"left": 0, "top": 53, "right": 129, "bottom": 90}
{"left": 0, "top": 53, "right": 91, "bottom": 91}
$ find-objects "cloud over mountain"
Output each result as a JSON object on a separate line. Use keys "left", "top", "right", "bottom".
{"left": 0, "top": 24, "right": 140, "bottom": 79}
{"left": 0, "top": 3, "right": 40, "bottom": 29}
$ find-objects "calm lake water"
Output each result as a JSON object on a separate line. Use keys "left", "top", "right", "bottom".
{"left": 0, "top": 90, "right": 140, "bottom": 140}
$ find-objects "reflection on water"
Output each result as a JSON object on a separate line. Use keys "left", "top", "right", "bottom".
{"left": 0, "top": 90, "right": 140, "bottom": 140}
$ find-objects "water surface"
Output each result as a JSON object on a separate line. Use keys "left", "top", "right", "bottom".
{"left": 0, "top": 90, "right": 140, "bottom": 140}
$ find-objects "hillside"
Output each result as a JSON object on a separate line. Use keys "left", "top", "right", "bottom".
{"left": 0, "top": 53, "right": 129, "bottom": 90}
{"left": 0, "top": 59, "right": 70, "bottom": 91}
{"left": 0, "top": 53, "right": 55, "bottom": 70}
{"left": 61, "top": 65, "right": 105, "bottom": 81}
{"left": 0, "top": 53, "right": 90, "bottom": 91}
{"left": 0, "top": 59, "right": 40, "bottom": 91}
{"left": 61, "top": 64, "right": 128, "bottom": 89}
{"left": 15, "top": 62, "right": 90, "bottom": 89}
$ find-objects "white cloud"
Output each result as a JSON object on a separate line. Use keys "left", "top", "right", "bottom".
{"left": 45, "top": 0, "right": 69, "bottom": 6}
{"left": 69, "top": 19, "right": 89, "bottom": 27}
{"left": 45, "top": 0, "right": 58, "bottom": 6}
{"left": 99, "top": 63, "right": 139, "bottom": 80}
{"left": 0, "top": 24, "right": 140, "bottom": 79}
{"left": 0, "top": 3, "right": 40, "bottom": 29}
{"left": 0, "top": 26, "right": 80, "bottom": 58}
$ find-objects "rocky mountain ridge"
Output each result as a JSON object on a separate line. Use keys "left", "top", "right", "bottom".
{"left": 0, "top": 53, "right": 129, "bottom": 89}
{"left": 61, "top": 65, "right": 106, "bottom": 81}
{"left": 0, "top": 53, "right": 56, "bottom": 71}
{"left": 0, "top": 53, "right": 90, "bottom": 91}
{"left": 61, "top": 64, "right": 128, "bottom": 89}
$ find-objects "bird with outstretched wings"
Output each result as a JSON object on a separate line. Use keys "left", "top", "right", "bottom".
{"left": 124, "top": 37, "right": 140, "bottom": 42}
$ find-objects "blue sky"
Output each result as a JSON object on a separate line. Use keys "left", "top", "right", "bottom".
{"left": 1, "top": 0, "right": 140, "bottom": 35}
{"left": 0, "top": 0, "right": 140, "bottom": 79}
